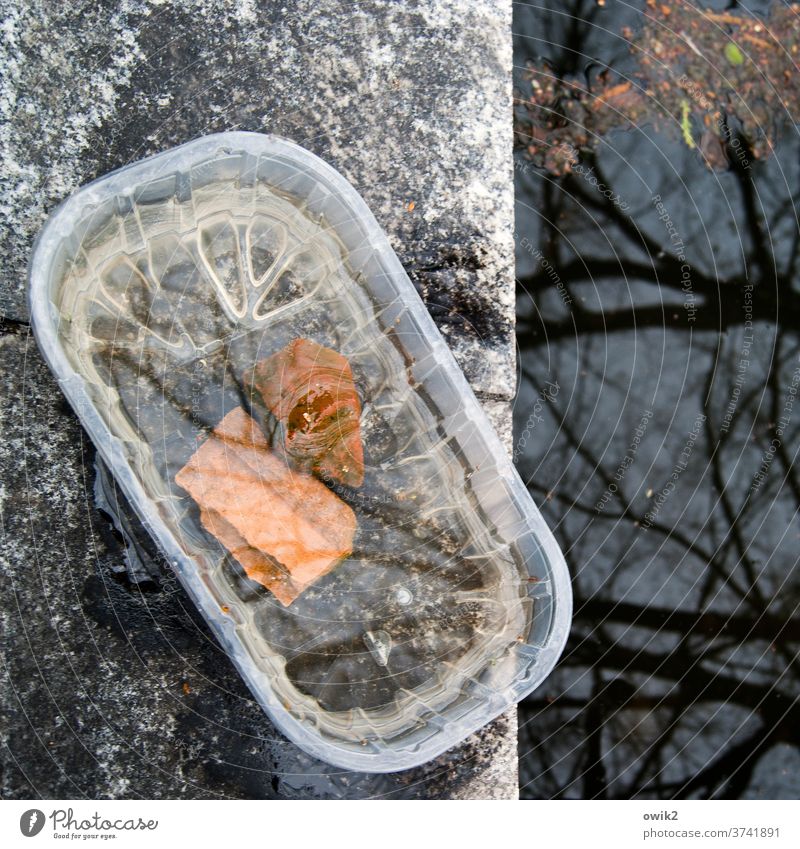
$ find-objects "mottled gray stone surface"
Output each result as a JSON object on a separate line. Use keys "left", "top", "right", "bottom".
{"left": 0, "top": 0, "right": 517, "bottom": 798}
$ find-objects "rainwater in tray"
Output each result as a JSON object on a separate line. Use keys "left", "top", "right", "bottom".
{"left": 28, "top": 132, "right": 571, "bottom": 772}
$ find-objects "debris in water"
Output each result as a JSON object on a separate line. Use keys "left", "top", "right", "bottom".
{"left": 515, "top": 0, "right": 800, "bottom": 171}
{"left": 363, "top": 630, "right": 392, "bottom": 667}
{"left": 175, "top": 406, "right": 356, "bottom": 605}
{"left": 244, "top": 338, "right": 365, "bottom": 488}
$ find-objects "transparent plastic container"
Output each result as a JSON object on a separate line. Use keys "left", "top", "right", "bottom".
{"left": 28, "top": 132, "right": 572, "bottom": 772}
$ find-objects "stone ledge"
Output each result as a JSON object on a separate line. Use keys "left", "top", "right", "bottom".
{"left": 0, "top": 0, "right": 515, "bottom": 398}
{"left": 0, "top": 0, "right": 517, "bottom": 799}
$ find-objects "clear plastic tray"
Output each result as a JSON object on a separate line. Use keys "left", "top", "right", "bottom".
{"left": 28, "top": 132, "right": 571, "bottom": 772}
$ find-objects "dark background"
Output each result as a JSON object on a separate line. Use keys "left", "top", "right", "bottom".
{"left": 512, "top": 0, "right": 800, "bottom": 798}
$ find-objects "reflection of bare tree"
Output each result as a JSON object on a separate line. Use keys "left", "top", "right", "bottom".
{"left": 513, "top": 1, "right": 800, "bottom": 799}
{"left": 518, "top": 150, "right": 800, "bottom": 338}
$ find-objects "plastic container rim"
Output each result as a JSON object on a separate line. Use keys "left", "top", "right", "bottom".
{"left": 27, "top": 131, "right": 573, "bottom": 772}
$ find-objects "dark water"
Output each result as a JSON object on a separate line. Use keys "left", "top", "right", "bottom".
{"left": 513, "top": 0, "right": 800, "bottom": 799}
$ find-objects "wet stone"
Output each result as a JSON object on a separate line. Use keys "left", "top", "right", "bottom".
{"left": 1, "top": 332, "right": 517, "bottom": 799}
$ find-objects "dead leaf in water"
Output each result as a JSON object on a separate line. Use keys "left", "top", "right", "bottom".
{"left": 244, "top": 338, "right": 365, "bottom": 488}
{"left": 175, "top": 406, "right": 356, "bottom": 605}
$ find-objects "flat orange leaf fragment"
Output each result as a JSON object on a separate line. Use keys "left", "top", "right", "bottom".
{"left": 175, "top": 407, "right": 356, "bottom": 605}
{"left": 244, "top": 338, "right": 364, "bottom": 487}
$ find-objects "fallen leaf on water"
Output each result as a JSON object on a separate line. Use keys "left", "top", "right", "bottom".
{"left": 175, "top": 406, "right": 356, "bottom": 605}
{"left": 244, "top": 338, "right": 365, "bottom": 487}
